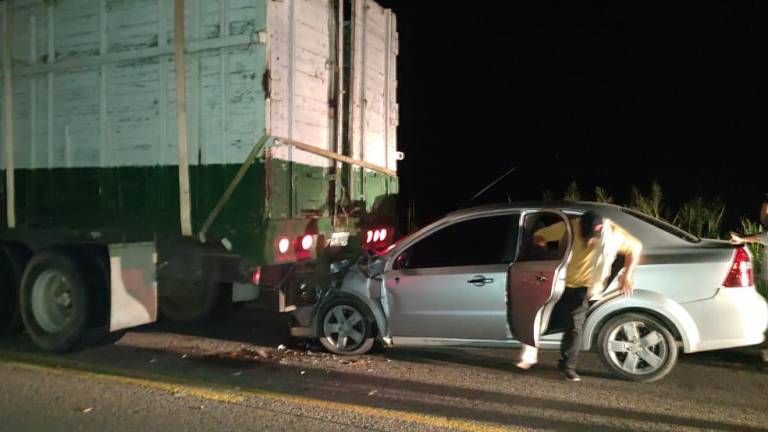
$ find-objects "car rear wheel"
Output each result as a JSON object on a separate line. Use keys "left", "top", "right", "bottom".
{"left": 596, "top": 312, "right": 678, "bottom": 382}
{"left": 318, "top": 297, "right": 375, "bottom": 355}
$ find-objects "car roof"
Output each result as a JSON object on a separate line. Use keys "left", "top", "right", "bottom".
{"left": 445, "top": 201, "right": 623, "bottom": 218}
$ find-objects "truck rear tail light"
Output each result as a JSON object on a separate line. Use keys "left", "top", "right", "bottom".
{"left": 251, "top": 266, "right": 262, "bottom": 285}
{"left": 365, "top": 228, "right": 389, "bottom": 244}
{"left": 300, "top": 234, "right": 314, "bottom": 251}
{"left": 277, "top": 237, "right": 290, "bottom": 254}
{"left": 363, "top": 227, "right": 394, "bottom": 250}
{"left": 723, "top": 247, "right": 753, "bottom": 288}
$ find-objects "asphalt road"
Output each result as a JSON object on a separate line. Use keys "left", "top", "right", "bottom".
{"left": 0, "top": 307, "right": 766, "bottom": 432}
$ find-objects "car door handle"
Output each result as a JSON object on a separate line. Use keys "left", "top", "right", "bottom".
{"left": 467, "top": 276, "right": 494, "bottom": 286}
{"left": 536, "top": 274, "right": 549, "bottom": 282}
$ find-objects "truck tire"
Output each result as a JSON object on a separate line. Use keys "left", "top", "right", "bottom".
{"left": 596, "top": 312, "right": 678, "bottom": 382}
{"left": 318, "top": 296, "right": 375, "bottom": 355}
{"left": 158, "top": 279, "right": 237, "bottom": 324}
{"left": 0, "top": 245, "right": 26, "bottom": 334}
{"left": 20, "top": 250, "right": 98, "bottom": 352}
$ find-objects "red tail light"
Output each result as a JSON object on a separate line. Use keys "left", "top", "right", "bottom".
{"left": 277, "top": 237, "right": 290, "bottom": 254}
{"left": 251, "top": 266, "right": 262, "bottom": 285}
{"left": 363, "top": 226, "right": 394, "bottom": 252}
{"left": 723, "top": 247, "right": 753, "bottom": 288}
{"left": 300, "top": 234, "right": 314, "bottom": 251}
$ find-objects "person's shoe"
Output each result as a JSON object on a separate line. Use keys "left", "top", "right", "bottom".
{"left": 562, "top": 369, "right": 581, "bottom": 382}
{"left": 514, "top": 360, "right": 536, "bottom": 370}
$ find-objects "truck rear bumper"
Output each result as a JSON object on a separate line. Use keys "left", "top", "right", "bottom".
{"left": 290, "top": 325, "right": 317, "bottom": 338}
{"left": 289, "top": 304, "right": 319, "bottom": 338}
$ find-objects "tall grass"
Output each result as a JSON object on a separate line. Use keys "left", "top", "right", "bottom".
{"left": 563, "top": 182, "right": 581, "bottom": 202}
{"left": 594, "top": 186, "right": 614, "bottom": 204}
{"left": 673, "top": 197, "right": 726, "bottom": 239}
{"left": 629, "top": 181, "right": 667, "bottom": 221}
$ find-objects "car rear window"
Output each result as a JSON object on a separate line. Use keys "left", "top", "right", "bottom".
{"left": 620, "top": 208, "right": 700, "bottom": 243}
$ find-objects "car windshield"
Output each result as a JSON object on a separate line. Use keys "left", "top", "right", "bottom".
{"left": 620, "top": 208, "right": 700, "bottom": 243}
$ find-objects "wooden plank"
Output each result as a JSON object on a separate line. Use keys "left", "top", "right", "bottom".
{"left": 3, "top": 1, "right": 16, "bottom": 228}
{"left": 174, "top": 0, "right": 192, "bottom": 236}
{"left": 358, "top": 0, "right": 367, "bottom": 193}
{"left": 220, "top": 0, "right": 230, "bottom": 164}
{"left": 15, "top": 34, "right": 258, "bottom": 78}
{"left": 29, "top": 12, "right": 36, "bottom": 169}
{"left": 100, "top": 0, "right": 108, "bottom": 167}
{"left": 46, "top": 4, "right": 53, "bottom": 168}
{"left": 157, "top": 0, "right": 168, "bottom": 167}
{"left": 276, "top": 137, "right": 396, "bottom": 177}
{"left": 334, "top": 0, "right": 343, "bottom": 159}
{"left": 198, "top": 134, "right": 269, "bottom": 242}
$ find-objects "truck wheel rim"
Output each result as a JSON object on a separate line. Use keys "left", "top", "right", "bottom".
{"left": 31, "top": 270, "right": 74, "bottom": 334}
{"left": 323, "top": 305, "right": 365, "bottom": 351}
{"left": 606, "top": 320, "right": 668, "bottom": 376}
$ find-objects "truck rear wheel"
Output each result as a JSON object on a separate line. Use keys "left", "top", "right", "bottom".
{"left": 158, "top": 279, "right": 238, "bottom": 324}
{"left": 20, "top": 250, "right": 97, "bottom": 352}
{"left": 0, "top": 245, "right": 26, "bottom": 334}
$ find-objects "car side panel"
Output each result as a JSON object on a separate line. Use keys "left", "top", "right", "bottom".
{"left": 635, "top": 248, "right": 733, "bottom": 303}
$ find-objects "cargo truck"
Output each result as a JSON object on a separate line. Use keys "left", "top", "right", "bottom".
{"left": 0, "top": 0, "right": 399, "bottom": 352}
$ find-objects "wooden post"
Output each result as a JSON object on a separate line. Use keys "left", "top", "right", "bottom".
{"left": 3, "top": 1, "right": 16, "bottom": 229}
{"left": 174, "top": 0, "right": 192, "bottom": 237}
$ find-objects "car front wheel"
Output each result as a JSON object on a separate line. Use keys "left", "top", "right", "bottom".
{"left": 318, "top": 297, "right": 375, "bottom": 355}
{"left": 596, "top": 312, "right": 678, "bottom": 382}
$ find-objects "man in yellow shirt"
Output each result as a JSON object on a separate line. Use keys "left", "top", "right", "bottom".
{"left": 515, "top": 210, "right": 643, "bottom": 381}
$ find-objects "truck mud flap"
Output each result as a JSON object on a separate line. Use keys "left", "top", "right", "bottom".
{"left": 108, "top": 243, "right": 158, "bottom": 332}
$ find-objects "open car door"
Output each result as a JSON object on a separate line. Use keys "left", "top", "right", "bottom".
{"left": 507, "top": 210, "right": 573, "bottom": 347}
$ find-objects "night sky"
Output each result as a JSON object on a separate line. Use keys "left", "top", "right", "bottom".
{"left": 377, "top": 1, "right": 768, "bottom": 230}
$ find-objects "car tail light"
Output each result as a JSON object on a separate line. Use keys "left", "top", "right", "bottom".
{"left": 277, "top": 237, "right": 290, "bottom": 254}
{"left": 723, "top": 247, "right": 753, "bottom": 288}
{"left": 366, "top": 230, "right": 374, "bottom": 243}
{"left": 380, "top": 229, "right": 388, "bottom": 241}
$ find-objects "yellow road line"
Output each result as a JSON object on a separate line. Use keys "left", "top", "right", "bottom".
{"left": 6, "top": 360, "right": 244, "bottom": 404}
{"left": 0, "top": 351, "right": 514, "bottom": 432}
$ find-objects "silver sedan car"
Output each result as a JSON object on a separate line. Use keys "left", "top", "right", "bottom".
{"left": 290, "top": 202, "right": 768, "bottom": 382}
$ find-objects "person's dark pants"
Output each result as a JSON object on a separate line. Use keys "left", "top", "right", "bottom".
{"left": 557, "top": 287, "right": 589, "bottom": 372}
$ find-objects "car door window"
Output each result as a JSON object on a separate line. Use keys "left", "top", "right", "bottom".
{"left": 398, "top": 214, "right": 520, "bottom": 269}
{"left": 517, "top": 213, "right": 569, "bottom": 262}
